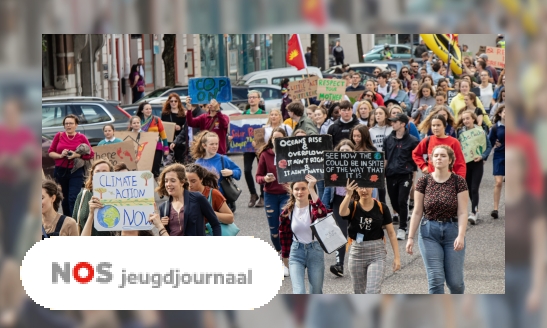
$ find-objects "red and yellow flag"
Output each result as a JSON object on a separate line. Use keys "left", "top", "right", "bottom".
{"left": 286, "top": 34, "right": 307, "bottom": 70}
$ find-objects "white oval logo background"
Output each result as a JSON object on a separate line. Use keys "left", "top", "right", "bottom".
{"left": 22, "top": 237, "right": 283, "bottom": 310}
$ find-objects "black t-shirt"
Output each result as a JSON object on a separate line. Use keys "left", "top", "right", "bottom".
{"left": 342, "top": 201, "right": 392, "bottom": 241}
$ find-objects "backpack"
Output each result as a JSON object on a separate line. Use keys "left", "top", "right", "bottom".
{"left": 346, "top": 199, "right": 384, "bottom": 251}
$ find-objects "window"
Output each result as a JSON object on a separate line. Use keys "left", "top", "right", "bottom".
{"left": 248, "top": 78, "right": 267, "bottom": 85}
{"left": 354, "top": 67, "right": 376, "bottom": 75}
{"left": 232, "top": 88, "right": 249, "bottom": 100}
{"left": 172, "top": 89, "right": 189, "bottom": 97}
{"left": 73, "top": 104, "right": 111, "bottom": 124}
{"left": 271, "top": 76, "right": 300, "bottom": 86}
{"left": 393, "top": 46, "right": 410, "bottom": 55}
{"left": 42, "top": 105, "right": 66, "bottom": 128}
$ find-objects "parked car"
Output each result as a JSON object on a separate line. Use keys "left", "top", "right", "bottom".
{"left": 367, "top": 61, "right": 405, "bottom": 75}
{"left": 363, "top": 44, "right": 413, "bottom": 62}
{"left": 236, "top": 66, "right": 323, "bottom": 86}
{"left": 323, "top": 63, "right": 387, "bottom": 81}
{"left": 42, "top": 96, "right": 131, "bottom": 146}
{"left": 42, "top": 134, "right": 56, "bottom": 179}
{"left": 122, "top": 97, "right": 244, "bottom": 118}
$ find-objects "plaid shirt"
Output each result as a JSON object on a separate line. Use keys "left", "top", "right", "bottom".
{"left": 279, "top": 199, "right": 327, "bottom": 259}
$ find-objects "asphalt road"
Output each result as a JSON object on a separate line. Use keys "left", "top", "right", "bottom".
{"left": 224, "top": 154, "right": 505, "bottom": 295}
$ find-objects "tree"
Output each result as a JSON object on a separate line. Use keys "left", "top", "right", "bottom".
{"left": 310, "top": 35, "right": 319, "bottom": 67}
{"left": 141, "top": 172, "right": 153, "bottom": 186}
{"left": 94, "top": 188, "right": 107, "bottom": 199}
{"left": 357, "top": 34, "right": 364, "bottom": 63}
{"left": 162, "top": 35, "right": 176, "bottom": 86}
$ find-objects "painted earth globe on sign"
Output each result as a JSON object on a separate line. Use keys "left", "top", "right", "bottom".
{"left": 97, "top": 205, "right": 120, "bottom": 229}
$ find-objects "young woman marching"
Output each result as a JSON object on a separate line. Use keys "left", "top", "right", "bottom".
{"left": 406, "top": 145, "right": 469, "bottom": 294}
{"left": 369, "top": 106, "right": 392, "bottom": 205}
{"left": 355, "top": 100, "right": 373, "bottom": 126}
{"left": 489, "top": 105, "right": 505, "bottom": 219}
{"left": 340, "top": 179, "right": 400, "bottom": 293}
{"left": 136, "top": 102, "right": 170, "bottom": 177}
{"left": 279, "top": 174, "right": 327, "bottom": 294}
{"left": 455, "top": 110, "right": 493, "bottom": 225}
{"left": 256, "top": 127, "right": 290, "bottom": 276}
{"left": 97, "top": 124, "right": 122, "bottom": 146}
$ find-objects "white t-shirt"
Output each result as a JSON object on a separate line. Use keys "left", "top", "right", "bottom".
{"left": 377, "top": 84, "right": 390, "bottom": 97}
{"left": 479, "top": 83, "right": 494, "bottom": 111}
{"left": 291, "top": 205, "right": 313, "bottom": 244}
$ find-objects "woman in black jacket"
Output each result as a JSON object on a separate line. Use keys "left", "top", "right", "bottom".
{"left": 156, "top": 163, "right": 221, "bottom": 236}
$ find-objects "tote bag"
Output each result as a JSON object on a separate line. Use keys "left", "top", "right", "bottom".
{"left": 310, "top": 213, "right": 347, "bottom": 254}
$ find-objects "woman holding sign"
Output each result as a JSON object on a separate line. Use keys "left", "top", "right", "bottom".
{"left": 279, "top": 174, "right": 327, "bottom": 294}
{"left": 455, "top": 110, "right": 492, "bottom": 225}
{"left": 256, "top": 127, "right": 290, "bottom": 276}
{"left": 136, "top": 102, "right": 169, "bottom": 178}
{"left": 339, "top": 179, "right": 400, "bottom": 293}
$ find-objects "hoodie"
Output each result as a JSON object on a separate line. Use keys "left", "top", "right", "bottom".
{"left": 326, "top": 114, "right": 360, "bottom": 147}
{"left": 369, "top": 124, "right": 394, "bottom": 152}
{"left": 383, "top": 128, "right": 420, "bottom": 176}
{"left": 449, "top": 93, "right": 492, "bottom": 127}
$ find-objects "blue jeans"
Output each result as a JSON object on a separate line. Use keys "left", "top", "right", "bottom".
{"left": 54, "top": 166, "right": 85, "bottom": 216}
{"left": 264, "top": 192, "right": 289, "bottom": 252}
{"left": 418, "top": 218, "right": 465, "bottom": 294}
{"left": 289, "top": 241, "right": 325, "bottom": 294}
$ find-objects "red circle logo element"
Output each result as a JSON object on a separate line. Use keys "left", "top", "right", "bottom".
{"left": 72, "top": 262, "right": 95, "bottom": 284}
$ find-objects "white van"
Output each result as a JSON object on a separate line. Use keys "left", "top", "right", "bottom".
{"left": 237, "top": 66, "right": 323, "bottom": 86}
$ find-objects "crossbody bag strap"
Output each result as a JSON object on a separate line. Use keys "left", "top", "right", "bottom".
{"left": 290, "top": 209, "right": 299, "bottom": 242}
{"left": 207, "top": 116, "right": 218, "bottom": 131}
{"left": 76, "top": 190, "right": 87, "bottom": 225}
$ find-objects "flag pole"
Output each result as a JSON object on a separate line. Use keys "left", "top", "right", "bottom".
{"left": 297, "top": 34, "right": 311, "bottom": 107}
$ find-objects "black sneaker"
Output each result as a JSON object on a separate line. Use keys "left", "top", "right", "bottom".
{"left": 491, "top": 210, "right": 499, "bottom": 219}
{"left": 392, "top": 215, "right": 399, "bottom": 223}
{"left": 330, "top": 264, "right": 344, "bottom": 277}
{"left": 409, "top": 199, "right": 414, "bottom": 210}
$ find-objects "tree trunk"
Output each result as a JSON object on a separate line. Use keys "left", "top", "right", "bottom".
{"left": 310, "top": 34, "right": 318, "bottom": 67}
{"left": 162, "top": 35, "right": 176, "bottom": 86}
{"left": 357, "top": 34, "right": 364, "bottom": 63}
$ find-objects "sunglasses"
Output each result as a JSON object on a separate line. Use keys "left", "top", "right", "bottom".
{"left": 411, "top": 65, "right": 419, "bottom": 68}
{"left": 402, "top": 71, "right": 408, "bottom": 73}
{"left": 170, "top": 100, "right": 178, "bottom": 103}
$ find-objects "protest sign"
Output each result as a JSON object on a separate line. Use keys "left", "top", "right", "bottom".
{"left": 288, "top": 76, "right": 318, "bottom": 101}
{"left": 274, "top": 135, "right": 333, "bottom": 183}
{"left": 116, "top": 131, "right": 158, "bottom": 171}
{"left": 92, "top": 140, "right": 137, "bottom": 171}
{"left": 324, "top": 151, "right": 385, "bottom": 188}
{"left": 485, "top": 47, "right": 505, "bottom": 69}
{"left": 163, "top": 122, "right": 177, "bottom": 142}
{"left": 228, "top": 114, "right": 269, "bottom": 153}
{"left": 346, "top": 91, "right": 363, "bottom": 104}
{"left": 253, "top": 127, "right": 266, "bottom": 151}
{"left": 458, "top": 128, "right": 487, "bottom": 163}
{"left": 447, "top": 90, "right": 458, "bottom": 105}
{"left": 93, "top": 171, "right": 155, "bottom": 231}
{"left": 188, "top": 77, "right": 232, "bottom": 104}
{"left": 317, "top": 79, "right": 347, "bottom": 101}
{"left": 462, "top": 51, "right": 474, "bottom": 58}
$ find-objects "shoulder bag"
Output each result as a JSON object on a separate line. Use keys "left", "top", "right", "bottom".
{"left": 219, "top": 156, "right": 242, "bottom": 203}
{"left": 205, "top": 188, "right": 240, "bottom": 236}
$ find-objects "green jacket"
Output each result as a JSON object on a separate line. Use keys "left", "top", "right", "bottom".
{"left": 292, "top": 116, "right": 318, "bottom": 136}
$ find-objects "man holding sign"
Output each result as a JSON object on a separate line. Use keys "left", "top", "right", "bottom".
{"left": 185, "top": 97, "right": 230, "bottom": 155}
{"left": 383, "top": 114, "right": 419, "bottom": 240}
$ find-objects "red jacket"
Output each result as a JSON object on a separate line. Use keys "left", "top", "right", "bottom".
{"left": 412, "top": 135, "right": 466, "bottom": 178}
{"left": 186, "top": 109, "right": 230, "bottom": 154}
{"left": 256, "top": 148, "right": 287, "bottom": 194}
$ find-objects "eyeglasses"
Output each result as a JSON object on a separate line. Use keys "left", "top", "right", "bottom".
{"left": 248, "top": 96, "right": 259, "bottom": 99}
{"left": 169, "top": 100, "right": 178, "bottom": 103}
{"left": 64, "top": 122, "right": 75, "bottom": 126}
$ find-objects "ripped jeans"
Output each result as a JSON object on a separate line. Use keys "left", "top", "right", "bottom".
{"left": 264, "top": 192, "right": 289, "bottom": 252}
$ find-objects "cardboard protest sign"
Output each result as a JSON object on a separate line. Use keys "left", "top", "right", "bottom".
{"left": 93, "top": 171, "right": 155, "bottom": 231}
{"left": 288, "top": 76, "right": 318, "bottom": 101}
{"left": 462, "top": 51, "right": 474, "bottom": 58}
{"left": 346, "top": 91, "right": 363, "bottom": 104}
{"left": 324, "top": 151, "right": 385, "bottom": 188}
{"left": 317, "top": 79, "right": 347, "bottom": 101}
{"left": 163, "top": 122, "right": 177, "bottom": 142}
{"left": 228, "top": 114, "right": 269, "bottom": 153}
{"left": 92, "top": 140, "right": 137, "bottom": 171}
{"left": 253, "top": 128, "right": 266, "bottom": 151}
{"left": 458, "top": 128, "right": 487, "bottom": 163}
{"left": 188, "top": 77, "right": 232, "bottom": 104}
{"left": 116, "top": 131, "right": 158, "bottom": 172}
{"left": 274, "top": 135, "right": 333, "bottom": 183}
{"left": 485, "top": 47, "right": 505, "bottom": 69}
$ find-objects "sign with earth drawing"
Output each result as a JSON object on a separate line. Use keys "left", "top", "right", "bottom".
{"left": 323, "top": 151, "right": 385, "bottom": 188}
{"left": 92, "top": 171, "right": 156, "bottom": 231}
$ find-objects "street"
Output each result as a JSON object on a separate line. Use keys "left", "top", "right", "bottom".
{"left": 224, "top": 153, "right": 505, "bottom": 294}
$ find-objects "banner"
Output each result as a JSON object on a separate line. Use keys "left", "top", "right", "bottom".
{"left": 458, "top": 127, "right": 487, "bottom": 163}
{"left": 116, "top": 131, "right": 159, "bottom": 172}
{"left": 188, "top": 77, "right": 232, "bottom": 104}
{"left": 324, "top": 151, "right": 385, "bottom": 188}
{"left": 93, "top": 171, "right": 155, "bottom": 231}
{"left": 485, "top": 47, "right": 505, "bottom": 69}
{"left": 228, "top": 114, "right": 269, "bottom": 153}
{"left": 317, "top": 79, "right": 347, "bottom": 101}
{"left": 274, "top": 135, "right": 333, "bottom": 183}
{"left": 92, "top": 140, "right": 137, "bottom": 171}
{"left": 288, "top": 76, "right": 318, "bottom": 101}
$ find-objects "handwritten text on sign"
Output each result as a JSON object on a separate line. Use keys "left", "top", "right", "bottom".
{"left": 317, "top": 79, "right": 347, "bottom": 101}
{"left": 288, "top": 76, "right": 319, "bottom": 101}
{"left": 92, "top": 140, "right": 137, "bottom": 171}
{"left": 188, "top": 77, "right": 232, "bottom": 104}
{"left": 485, "top": 47, "right": 505, "bottom": 69}
{"left": 93, "top": 171, "right": 155, "bottom": 231}
{"left": 274, "top": 135, "right": 333, "bottom": 183}
{"left": 458, "top": 128, "right": 487, "bottom": 163}
{"left": 228, "top": 114, "right": 269, "bottom": 153}
{"left": 323, "top": 151, "right": 385, "bottom": 188}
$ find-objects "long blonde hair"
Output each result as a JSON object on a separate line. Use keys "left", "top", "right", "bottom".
{"left": 418, "top": 106, "right": 456, "bottom": 133}
{"left": 266, "top": 108, "right": 283, "bottom": 127}
{"left": 190, "top": 131, "right": 219, "bottom": 159}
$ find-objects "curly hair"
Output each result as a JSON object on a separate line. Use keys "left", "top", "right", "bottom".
{"left": 162, "top": 93, "right": 185, "bottom": 117}
{"left": 185, "top": 163, "right": 219, "bottom": 189}
{"left": 156, "top": 163, "right": 190, "bottom": 196}
{"left": 84, "top": 159, "right": 114, "bottom": 191}
{"left": 190, "top": 131, "right": 219, "bottom": 159}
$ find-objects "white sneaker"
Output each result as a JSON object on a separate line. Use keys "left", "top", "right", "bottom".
{"left": 468, "top": 213, "right": 477, "bottom": 225}
{"left": 397, "top": 229, "right": 406, "bottom": 240}
{"left": 283, "top": 263, "right": 289, "bottom": 277}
